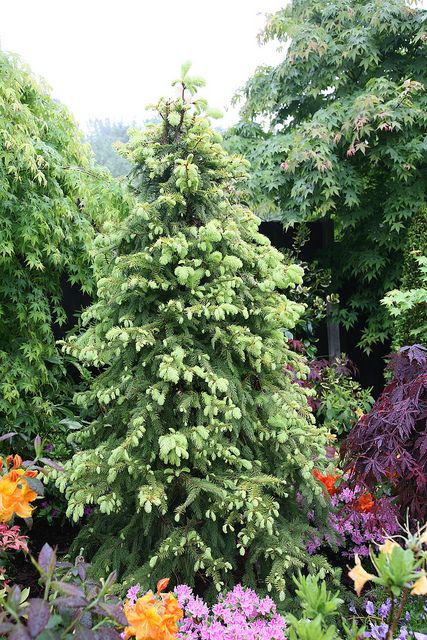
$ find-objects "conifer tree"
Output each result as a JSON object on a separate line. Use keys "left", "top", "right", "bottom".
{"left": 56, "top": 65, "right": 329, "bottom": 598}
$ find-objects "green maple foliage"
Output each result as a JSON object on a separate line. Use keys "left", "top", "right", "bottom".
{"left": 55, "top": 65, "right": 330, "bottom": 597}
{"left": 229, "top": 0, "right": 427, "bottom": 351}
{"left": 0, "top": 52, "right": 129, "bottom": 443}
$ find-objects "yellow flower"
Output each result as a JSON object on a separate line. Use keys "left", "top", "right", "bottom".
{"left": 411, "top": 573, "right": 427, "bottom": 596}
{"left": 379, "top": 539, "right": 400, "bottom": 555}
{"left": 419, "top": 526, "right": 427, "bottom": 545}
{"left": 348, "top": 554, "right": 376, "bottom": 596}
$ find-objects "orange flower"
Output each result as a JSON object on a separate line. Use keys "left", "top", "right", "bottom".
{"left": 0, "top": 471, "right": 37, "bottom": 523}
{"left": 313, "top": 469, "right": 340, "bottom": 496}
{"left": 162, "top": 593, "right": 183, "bottom": 635}
{"left": 156, "top": 578, "right": 170, "bottom": 595}
{"left": 123, "top": 588, "right": 183, "bottom": 640}
{"left": 354, "top": 492, "right": 374, "bottom": 513}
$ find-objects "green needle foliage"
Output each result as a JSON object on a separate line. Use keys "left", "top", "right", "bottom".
{"left": 0, "top": 51, "right": 129, "bottom": 444}
{"left": 230, "top": 0, "right": 427, "bottom": 351}
{"left": 55, "top": 64, "right": 329, "bottom": 598}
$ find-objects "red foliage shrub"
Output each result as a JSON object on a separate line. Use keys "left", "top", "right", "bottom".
{"left": 342, "top": 345, "right": 427, "bottom": 520}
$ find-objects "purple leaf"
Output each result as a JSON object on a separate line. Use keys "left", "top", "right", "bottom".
{"left": 27, "top": 598, "right": 50, "bottom": 637}
{"left": 75, "top": 626, "right": 96, "bottom": 640}
{"left": 8, "top": 585, "right": 22, "bottom": 606}
{"left": 343, "top": 345, "right": 427, "bottom": 519}
{"left": 39, "top": 458, "right": 64, "bottom": 472}
{"left": 0, "top": 623, "right": 14, "bottom": 634}
{"left": 37, "top": 543, "right": 56, "bottom": 575}
{"left": 52, "top": 596, "right": 88, "bottom": 608}
{"left": 25, "top": 477, "right": 45, "bottom": 496}
{"left": 0, "top": 431, "right": 17, "bottom": 442}
{"left": 95, "top": 602, "right": 126, "bottom": 623}
{"left": 9, "top": 626, "right": 32, "bottom": 640}
{"left": 51, "top": 581, "right": 84, "bottom": 598}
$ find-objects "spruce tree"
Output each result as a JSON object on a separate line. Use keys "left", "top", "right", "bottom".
{"left": 56, "top": 65, "right": 329, "bottom": 598}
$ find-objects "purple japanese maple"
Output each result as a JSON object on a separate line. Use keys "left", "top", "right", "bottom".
{"left": 342, "top": 345, "right": 427, "bottom": 520}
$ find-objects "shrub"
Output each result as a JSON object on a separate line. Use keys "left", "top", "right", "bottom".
{"left": 54, "top": 64, "right": 329, "bottom": 597}
{"left": 0, "top": 51, "right": 130, "bottom": 444}
{"left": 342, "top": 345, "right": 427, "bottom": 520}
{"left": 382, "top": 253, "right": 427, "bottom": 348}
{"left": 0, "top": 543, "right": 126, "bottom": 638}
{"left": 383, "top": 207, "right": 427, "bottom": 350}
{"left": 307, "top": 357, "right": 373, "bottom": 438}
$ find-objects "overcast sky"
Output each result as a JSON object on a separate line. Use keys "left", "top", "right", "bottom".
{"left": 1, "top": 0, "right": 285, "bottom": 130}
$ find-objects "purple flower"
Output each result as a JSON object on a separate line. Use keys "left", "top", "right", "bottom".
{"left": 379, "top": 599, "right": 391, "bottom": 618}
{"left": 397, "top": 626, "right": 408, "bottom": 640}
{"left": 186, "top": 595, "right": 209, "bottom": 619}
{"left": 364, "top": 622, "right": 389, "bottom": 639}
{"left": 126, "top": 583, "right": 140, "bottom": 604}
{"left": 176, "top": 584, "right": 193, "bottom": 606}
{"left": 176, "top": 584, "right": 287, "bottom": 640}
{"left": 364, "top": 600, "right": 375, "bottom": 616}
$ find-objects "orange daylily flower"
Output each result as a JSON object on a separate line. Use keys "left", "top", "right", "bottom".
{"left": 411, "top": 573, "right": 427, "bottom": 596}
{"left": 0, "top": 471, "right": 37, "bottom": 522}
{"left": 348, "top": 554, "right": 376, "bottom": 596}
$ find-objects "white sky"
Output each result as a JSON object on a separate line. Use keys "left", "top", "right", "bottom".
{"left": 1, "top": 0, "right": 285, "bottom": 131}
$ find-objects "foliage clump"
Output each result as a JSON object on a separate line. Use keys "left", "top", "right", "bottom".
{"left": 343, "top": 344, "right": 427, "bottom": 520}
{"left": 0, "top": 543, "right": 126, "bottom": 639}
{"left": 55, "top": 64, "right": 329, "bottom": 598}
{"left": 231, "top": 0, "right": 427, "bottom": 351}
{"left": 0, "top": 51, "right": 130, "bottom": 443}
{"left": 382, "top": 208, "right": 427, "bottom": 349}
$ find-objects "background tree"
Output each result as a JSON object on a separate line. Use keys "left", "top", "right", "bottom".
{"left": 86, "top": 119, "right": 132, "bottom": 177}
{"left": 56, "top": 65, "right": 330, "bottom": 599}
{"left": 230, "top": 0, "right": 427, "bottom": 352}
{"left": 0, "top": 52, "right": 129, "bottom": 446}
